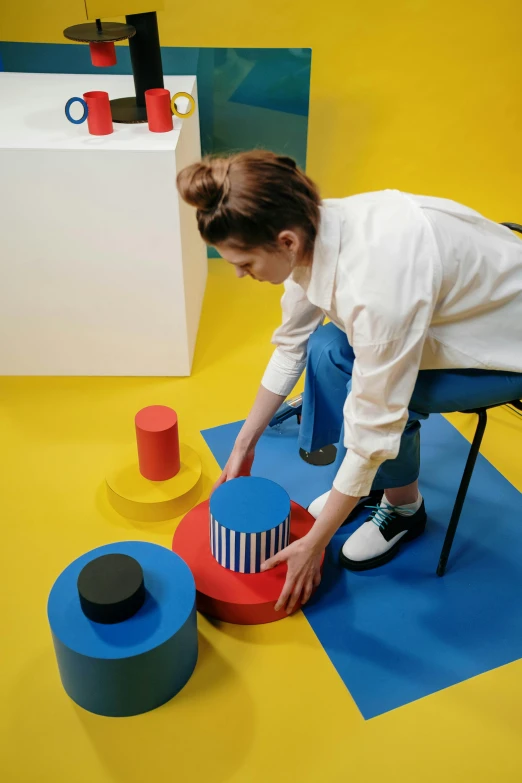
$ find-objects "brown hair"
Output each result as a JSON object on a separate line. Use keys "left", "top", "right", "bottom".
{"left": 176, "top": 150, "right": 321, "bottom": 254}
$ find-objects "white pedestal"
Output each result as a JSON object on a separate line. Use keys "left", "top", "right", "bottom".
{"left": 0, "top": 73, "right": 207, "bottom": 376}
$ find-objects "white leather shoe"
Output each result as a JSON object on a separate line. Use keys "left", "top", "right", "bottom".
{"left": 339, "top": 501, "right": 427, "bottom": 571}
{"left": 308, "top": 490, "right": 330, "bottom": 518}
{"left": 307, "top": 488, "right": 385, "bottom": 525}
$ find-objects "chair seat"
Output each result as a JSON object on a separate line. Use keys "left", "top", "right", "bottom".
{"left": 460, "top": 399, "right": 522, "bottom": 415}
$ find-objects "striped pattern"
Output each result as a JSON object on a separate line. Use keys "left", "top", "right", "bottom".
{"left": 210, "top": 512, "right": 291, "bottom": 573}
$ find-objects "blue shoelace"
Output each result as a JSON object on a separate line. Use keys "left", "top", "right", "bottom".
{"left": 366, "top": 504, "right": 415, "bottom": 532}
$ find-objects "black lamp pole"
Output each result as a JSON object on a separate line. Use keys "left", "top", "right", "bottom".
{"left": 126, "top": 12, "right": 164, "bottom": 110}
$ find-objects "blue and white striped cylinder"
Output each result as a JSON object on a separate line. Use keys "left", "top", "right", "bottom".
{"left": 209, "top": 477, "right": 291, "bottom": 573}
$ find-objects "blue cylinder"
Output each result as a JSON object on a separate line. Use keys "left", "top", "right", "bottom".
{"left": 209, "top": 477, "right": 291, "bottom": 573}
{"left": 47, "top": 541, "right": 197, "bottom": 717}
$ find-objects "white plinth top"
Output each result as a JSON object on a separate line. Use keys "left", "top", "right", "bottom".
{"left": 0, "top": 72, "right": 197, "bottom": 152}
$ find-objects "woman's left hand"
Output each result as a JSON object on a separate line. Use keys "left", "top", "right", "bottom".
{"left": 261, "top": 535, "right": 323, "bottom": 614}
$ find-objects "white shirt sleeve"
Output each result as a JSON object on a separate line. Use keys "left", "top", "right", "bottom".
{"left": 261, "top": 276, "right": 324, "bottom": 397}
{"left": 332, "top": 329, "right": 429, "bottom": 497}
{"left": 332, "top": 203, "right": 440, "bottom": 497}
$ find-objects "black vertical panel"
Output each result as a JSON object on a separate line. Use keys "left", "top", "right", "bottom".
{"left": 126, "top": 11, "right": 164, "bottom": 107}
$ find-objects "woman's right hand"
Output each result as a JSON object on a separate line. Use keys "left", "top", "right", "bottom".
{"left": 212, "top": 444, "right": 255, "bottom": 493}
{"left": 211, "top": 383, "right": 286, "bottom": 494}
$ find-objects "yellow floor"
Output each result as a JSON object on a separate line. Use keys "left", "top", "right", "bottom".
{"left": 1, "top": 260, "right": 522, "bottom": 782}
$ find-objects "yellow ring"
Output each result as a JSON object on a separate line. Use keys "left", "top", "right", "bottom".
{"left": 170, "top": 92, "right": 196, "bottom": 119}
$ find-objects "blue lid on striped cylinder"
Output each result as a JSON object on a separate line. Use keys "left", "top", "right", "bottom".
{"left": 209, "top": 477, "right": 291, "bottom": 573}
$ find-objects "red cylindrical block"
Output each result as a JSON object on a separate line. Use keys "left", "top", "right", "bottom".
{"left": 135, "top": 406, "right": 180, "bottom": 481}
{"left": 83, "top": 91, "right": 113, "bottom": 136}
{"left": 145, "top": 88, "right": 173, "bottom": 133}
{"left": 89, "top": 41, "right": 117, "bottom": 67}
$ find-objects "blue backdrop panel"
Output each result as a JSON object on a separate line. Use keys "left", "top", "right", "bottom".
{"left": 202, "top": 414, "right": 522, "bottom": 718}
{"left": 48, "top": 541, "right": 198, "bottom": 717}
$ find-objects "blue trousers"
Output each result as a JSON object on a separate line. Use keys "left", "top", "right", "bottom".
{"left": 299, "top": 323, "right": 522, "bottom": 490}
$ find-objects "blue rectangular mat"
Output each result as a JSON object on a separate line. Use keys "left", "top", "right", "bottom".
{"left": 202, "top": 414, "right": 522, "bottom": 719}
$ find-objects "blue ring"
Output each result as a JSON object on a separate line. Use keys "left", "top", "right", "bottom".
{"left": 65, "top": 97, "right": 88, "bottom": 125}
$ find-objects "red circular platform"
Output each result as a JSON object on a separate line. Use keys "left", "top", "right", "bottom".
{"left": 172, "top": 500, "right": 323, "bottom": 624}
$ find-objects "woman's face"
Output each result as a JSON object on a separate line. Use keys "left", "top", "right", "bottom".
{"left": 215, "top": 230, "right": 305, "bottom": 285}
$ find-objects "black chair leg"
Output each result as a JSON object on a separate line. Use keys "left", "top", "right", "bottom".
{"left": 500, "top": 222, "right": 522, "bottom": 234}
{"left": 436, "top": 410, "right": 488, "bottom": 576}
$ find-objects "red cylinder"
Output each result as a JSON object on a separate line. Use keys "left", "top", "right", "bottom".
{"left": 135, "top": 406, "right": 181, "bottom": 481}
{"left": 89, "top": 41, "right": 117, "bottom": 67}
{"left": 83, "top": 91, "right": 113, "bottom": 136}
{"left": 145, "top": 88, "right": 173, "bottom": 133}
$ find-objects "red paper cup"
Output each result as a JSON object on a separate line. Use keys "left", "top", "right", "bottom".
{"left": 83, "top": 91, "right": 113, "bottom": 136}
{"left": 145, "top": 88, "right": 173, "bottom": 133}
{"left": 89, "top": 41, "right": 117, "bottom": 67}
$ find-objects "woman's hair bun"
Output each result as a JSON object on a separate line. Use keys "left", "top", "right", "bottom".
{"left": 277, "top": 155, "right": 297, "bottom": 169}
{"left": 176, "top": 149, "right": 321, "bottom": 253}
{"left": 176, "top": 158, "right": 230, "bottom": 212}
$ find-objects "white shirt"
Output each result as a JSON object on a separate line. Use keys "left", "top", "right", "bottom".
{"left": 261, "top": 190, "right": 522, "bottom": 497}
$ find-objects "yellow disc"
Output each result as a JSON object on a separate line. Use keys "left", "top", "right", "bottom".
{"left": 170, "top": 92, "right": 196, "bottom": 119}
{"left": 106, "top": 443, "right": 202, "bottom": 522}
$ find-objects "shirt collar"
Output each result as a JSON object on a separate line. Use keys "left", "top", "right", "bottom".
{"left": 291, "top": 201, "right": 341, "bottom": 310}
